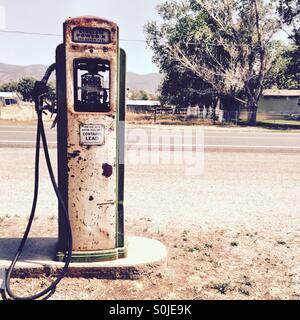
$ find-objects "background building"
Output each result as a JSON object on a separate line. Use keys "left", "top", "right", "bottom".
{"left": 0, "top": 92, "right": 20, "bottom": 107}
{"left": 258, "top": 89, "right": 300, "bottom": 119}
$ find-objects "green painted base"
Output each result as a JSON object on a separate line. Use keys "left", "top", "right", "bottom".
{"left": 56, "top": 246, "right": 128, "bottom": 263}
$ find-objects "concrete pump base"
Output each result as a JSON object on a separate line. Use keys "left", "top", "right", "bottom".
{"left": 0, "top": 237, "right": 167, "bottom": 280}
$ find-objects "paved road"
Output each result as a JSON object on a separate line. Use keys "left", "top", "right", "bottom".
{"left": 0, "top": 124, "right": 300, "bottom": 152}
{"left": 1, "top": 124, "right": 300, "bottom": 243}
{"left": 1, "top": 123, "right": 300, "bottom": 298}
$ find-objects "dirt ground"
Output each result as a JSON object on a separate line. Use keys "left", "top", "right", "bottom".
{"left": 1, "top": 215, "right": 300, "bottom": 300}
{"left": 1, "top": 127, "right": 300, "bottom": 300}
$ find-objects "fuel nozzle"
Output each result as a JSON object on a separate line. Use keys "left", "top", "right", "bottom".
{"left": 32, "top": 80, "right": 50, "bottom": 110}
{"left": 31, "top": 64, "right": 58, "bottom": 129}
{"left": 32, "top": 63, "right": 56, "bottom": 112}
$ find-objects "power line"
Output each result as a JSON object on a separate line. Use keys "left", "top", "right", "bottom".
{"left": 0, "top": 29, "right": 298, "bottom": 48}
{"left": 0, "top": 29, "right": 147, "bottom": 43}
{"left": 0, "top": 29, "right": 61, "bottom": 37}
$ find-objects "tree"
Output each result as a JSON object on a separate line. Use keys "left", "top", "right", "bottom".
{"left": 0, "top": 81, "right": 18, "bottom": 92}
{"left": 16, "top": 77, "right": 36, "bottom": 101}
{"left": 128, "top": 90, "right": 150, "bottom": 100}
{"left": 264, "top": 42, "right": 300, "bottom": 89}
{"left": 0, "top": 77, "right": 55, "bottom": 103}
{"left": 145, "top": 0, "right": 283, "bottom": 125}
{"left": 278, "top": 0, "right": 300, "bottom": 44}
{"left": 145, "top": 1, "right": 217, "bottom": 109}
{"left": 275, "top": 1, "right": 300, "bottom": 90}
{"left": 47, "top": 80, "right": 56, "bottom": 100}
{"left": 139, "top": 90, "right": 149, "bottom": 100}
{"left": 159, "top": 62, "right": 216, "bottom": 109}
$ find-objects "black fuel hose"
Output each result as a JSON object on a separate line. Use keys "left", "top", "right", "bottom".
{"left": 0, "top": 65, "right": 72, "bottom": 300}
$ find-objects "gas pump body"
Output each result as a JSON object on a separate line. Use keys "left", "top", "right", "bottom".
{"left": 56, "top": 16, "right": 126, "bottom": 262}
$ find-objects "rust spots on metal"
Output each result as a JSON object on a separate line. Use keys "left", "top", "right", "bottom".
{"left": 100, "top": 230, "right": 110, "bottom": 237}
{"left": 102, "top": 163, "right": 113, "bottom": 178}
{"left": 68, "top": 150, "right": 81, "bottom": 159}
{"left": 71, "top": 44, "right": 81, "bottom": 51}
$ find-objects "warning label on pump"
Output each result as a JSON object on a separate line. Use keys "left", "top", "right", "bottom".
{"left": 80, "top": 124, "right": 105, "bottom": 146}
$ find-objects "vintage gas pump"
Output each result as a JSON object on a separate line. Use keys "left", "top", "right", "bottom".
{"left": 1, "top": 16, "right": 126, "bottom": 300}
{"left": 56, "top": 16, "right": 126, "bottom": 262}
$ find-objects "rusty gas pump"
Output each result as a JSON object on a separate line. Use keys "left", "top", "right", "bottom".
{"left": 1, "top": 16, "right": 126, "bottom": 300}
{"left": 56, "top": 16, "right": 126, "bottom": 262}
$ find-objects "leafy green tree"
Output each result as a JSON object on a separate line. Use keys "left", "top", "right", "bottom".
{"left": 16, "top": 77, "right": 36, "bottom": 101}
{"left": 47, "top": 81, "right": 56, "bottom": 99}
{"left": 278, "top": 0, "right": 300, "bottom": 44}
{"left": 276, "top": 0, "right": 300, "bottom": 90}
{"left": 264, "top": 43, "right": 300, "bottom": 89}
{"left": 159, "top": 62, "right": 215, "bottom": 109}
{"left": 139, "top": 90, "right": 149, "bottom": 100}
{"left": 0, "top": 77, "right": 56, "bottom": 102}
{"left": 145, "top": 1, "right": 215, "bottom": 109}
{"left": 0, "top": 81, "right": 18, "bottom": 92}
{"left": 128, "top": 90, "right": 150, "bottom": 100}
{"left": 148, "top": 93, "right": 160, "bottom": 101}
{"left": 145, "top": 0, "right": 284, "bottom": 125}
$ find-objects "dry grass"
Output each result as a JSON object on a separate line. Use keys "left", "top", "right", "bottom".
{"left": 1, "top": 216, "right": 299, "bottom": 300}
{"left": 126, "top": 112, "right": 154, "bottom": 124}
{"left": 126, "top": 112, "right": 218, "bottom": 126}
{"left": 0, "top": 104, "right": 53, "bottom": 122}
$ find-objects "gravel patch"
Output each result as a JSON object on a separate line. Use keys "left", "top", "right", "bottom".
{"left": 0, "top": 142, "right": 300, "bottom": 300}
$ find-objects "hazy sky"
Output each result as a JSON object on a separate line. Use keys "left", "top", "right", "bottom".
{"left": 0, "top": 0, "right": 290, "bottom": 75}
{"left": 0, "top": 0, "right": 163, "bottom": 74}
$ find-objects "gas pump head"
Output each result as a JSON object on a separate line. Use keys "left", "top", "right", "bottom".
{"left": 64, "top": 16, "right": 119, "bottom": 114}
{"left": 56, "top": 16, "right": 126, "bottom": 262}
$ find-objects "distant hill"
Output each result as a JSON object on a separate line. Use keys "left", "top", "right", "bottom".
{"left": 0, "top": 63, "right": 162, "bottom": 93}
{"left": 127, "top": 72, "right": 162, "bottom": 93}
{"left": 0, "top": 63, "right": 49, "bottom": 83}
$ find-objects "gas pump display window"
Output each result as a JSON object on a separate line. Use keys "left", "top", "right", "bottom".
{"left": 74, "top": 59, "right": 110, "bottom": 113}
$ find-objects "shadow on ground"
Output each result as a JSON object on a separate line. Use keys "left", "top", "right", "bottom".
{"left": 0, "top": 238, "right": 57, "bottom": 262}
